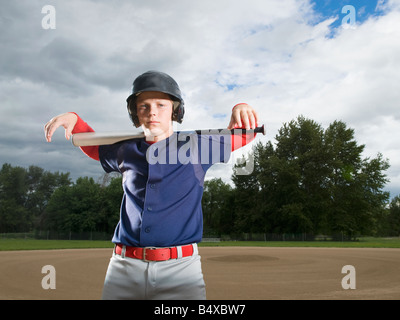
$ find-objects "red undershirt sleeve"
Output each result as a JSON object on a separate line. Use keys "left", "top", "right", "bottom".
{"left": 70, "top": 112, "right": 100, "bottom": 161}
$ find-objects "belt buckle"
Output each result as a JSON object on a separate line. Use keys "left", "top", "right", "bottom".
{"left": 143, "top": 247, "right": 157, "bottom": 262}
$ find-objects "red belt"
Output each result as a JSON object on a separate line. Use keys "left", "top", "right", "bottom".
{"left": 115, "top": 243, "right": 195, "bottom": 262}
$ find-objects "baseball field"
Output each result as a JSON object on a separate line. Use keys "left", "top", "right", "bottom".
{"left": 1, "top": 239, "right": 399, "bottom": 300}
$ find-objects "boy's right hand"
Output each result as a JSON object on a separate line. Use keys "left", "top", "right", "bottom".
{"left": 44, "top": 112, "right": 78, "bottom": 142}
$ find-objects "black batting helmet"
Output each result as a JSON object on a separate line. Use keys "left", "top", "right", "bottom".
{"left": 126, "top": 71, "right": 185, "bottom": 127}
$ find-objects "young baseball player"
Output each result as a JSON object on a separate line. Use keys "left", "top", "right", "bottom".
{"left": 44, "top": 71, "right": 259, "bottom": 300}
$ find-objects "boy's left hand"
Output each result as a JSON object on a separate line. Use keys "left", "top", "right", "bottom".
{"left": 228, "top": 103, "right": 259, "bottom": 130}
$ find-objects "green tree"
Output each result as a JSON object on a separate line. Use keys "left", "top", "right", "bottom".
{"left": 273, "top": 116, "right": 330, "bottom": 234}
{"left": 202, "top": 178, "right": 233, "bottom": 235}
{"left": 0, "top": 164, "right": 30, "bottom": 232}
{"left": 0, "top": 163, "right": 71, "bottom": 233}
{"left": 98, "top": 175, "right": 123, "bottom": 234}
{"left": 232, "top": 141, "right": 282, "bottom": 235}
{"left": 386, "top": 195, "right": 400, "bottom": 236}
{"left": 249, "top": 142, "right": 279, "bottom": 233}
{"left": 44, "top": 177, "right": 102, "bottom": 233}
{"left": 43, "top": 175, "right": 122, "bottom": 235}
{"left": 230, "top": 116, "right": 390, "bottom": 238}
{"left": 26, "top": 165, "right": 71, "bottom": 230}
{"left": 324, "top": 121, "right": 390, "bottom": 238}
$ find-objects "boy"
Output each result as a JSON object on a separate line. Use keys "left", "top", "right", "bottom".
{"left": 44, "top": 70, "right": 259, "bottom": 299}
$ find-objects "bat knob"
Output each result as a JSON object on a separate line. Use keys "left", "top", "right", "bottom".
{"left": 255, "top": 124, "right": 266, "bottom": 135}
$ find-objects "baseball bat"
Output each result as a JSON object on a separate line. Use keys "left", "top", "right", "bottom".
{"left": 71, "top": 125, "right": 265, "bottom": 147}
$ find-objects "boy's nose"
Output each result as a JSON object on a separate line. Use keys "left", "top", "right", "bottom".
{"left": 148, "top": 104, "right": 157, "bottom": 115}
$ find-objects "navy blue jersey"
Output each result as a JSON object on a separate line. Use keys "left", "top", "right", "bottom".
{"left": 99, "top": 132, "right": 231, "bottom": 247}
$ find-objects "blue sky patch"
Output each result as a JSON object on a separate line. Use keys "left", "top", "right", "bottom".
{"left": 310, "top": 0, "right": 389, "bottom": 30}
{"left": 212, "top": 113, "right": 228, "bottom": 119}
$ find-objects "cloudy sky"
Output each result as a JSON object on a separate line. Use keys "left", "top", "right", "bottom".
{"left": 1, "top": 0, "right": 400, "bottom": 198}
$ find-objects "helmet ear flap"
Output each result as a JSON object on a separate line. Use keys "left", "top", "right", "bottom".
{"left": 172, "top": 100, "right": 185, "bottom": 124}
{"left": 127, "top": 98, "right": 141, "bottom": 128}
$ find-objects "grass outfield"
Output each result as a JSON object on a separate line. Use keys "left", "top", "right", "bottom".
{"left": 0, "top": 237, "right": 400, "bottom": 251}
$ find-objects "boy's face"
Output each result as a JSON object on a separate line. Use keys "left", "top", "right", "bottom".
{"left": 136, "top": 91, "right": 174, "bottom": 141}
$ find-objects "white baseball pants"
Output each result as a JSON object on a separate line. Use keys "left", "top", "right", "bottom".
{"left": 101, "top": 244, "right": 206, "bottom": 300}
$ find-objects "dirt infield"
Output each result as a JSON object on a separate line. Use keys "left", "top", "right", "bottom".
{"left": 0, "top": 247, "right": 399, "bottom": 300}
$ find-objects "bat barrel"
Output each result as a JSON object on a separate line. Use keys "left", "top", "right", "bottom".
{"left": 71, "top": 131, "right": 144, "bottom": 147}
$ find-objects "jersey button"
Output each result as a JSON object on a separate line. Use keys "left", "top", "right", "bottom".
{"left": 145, "top": 227, "right": 151, "bottom": 233}
{"left": 148, "top": 207, "right": 153, "bottom": 211}
{"left": 150, "top": 184, "right": 156, "bottom": 189}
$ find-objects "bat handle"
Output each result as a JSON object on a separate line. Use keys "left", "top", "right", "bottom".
{"left": 232, "top": 125, "right": 266, "bottom": 135}
{"left": 193, "top": 125, "right": 266, "bottom": 135}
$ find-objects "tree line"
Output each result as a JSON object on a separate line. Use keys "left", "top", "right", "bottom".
{"left": 203, "top": 116, "right": 399, "bottom": 239}
{"left": 0, "top": 164, "right": 122, "bottom": 235}
{"left": 1, "top": 116, "right": 399, "bottom": 239}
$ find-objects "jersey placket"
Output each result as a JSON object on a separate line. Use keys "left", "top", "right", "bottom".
{"left": 140, "top": 145, "right": 159, "bottom": 245}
